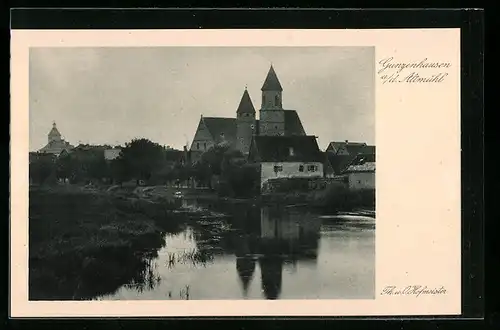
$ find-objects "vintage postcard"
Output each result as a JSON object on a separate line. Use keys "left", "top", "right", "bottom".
{"left": 10, "top": 28, "right": 461, "bottom": 317}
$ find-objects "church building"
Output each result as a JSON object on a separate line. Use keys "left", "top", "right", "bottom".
{"left": 188, "top": 65, "right": 306, "bottom": 163}
{"left": 37, "top": 122, "right": 74, "bottom": 156}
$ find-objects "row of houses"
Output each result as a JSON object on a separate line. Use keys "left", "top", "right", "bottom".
{"left": 246, "top": 135, "right": 375, "bottom": 191}
{"left": 32, "top": 121, "right": 374, "bottom": 191}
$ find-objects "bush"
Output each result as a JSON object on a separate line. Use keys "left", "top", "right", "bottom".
{"left": 30, "top": 156, "right": 57, "bottom": 185}
{"left": 223, "top": 164, "right": 260, "bottom": 198}
{"left": 312, "top": 182, "right": 375, "bottom": 212}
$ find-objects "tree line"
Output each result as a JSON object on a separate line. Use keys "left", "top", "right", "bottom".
{"left": 29, "top": 138, "right": 260, "bottom": 197}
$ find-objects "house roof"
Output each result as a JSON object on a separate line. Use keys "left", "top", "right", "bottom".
{"left": 343, "top": 153, "right": 376, "bottom": 173}
{"left": 345, "top": 143, "right": 370, "bottom": 156}
{"left": 202, "top": 117, "right": 237, "bottom": 145}
{"left": 73, "top": 144, "right": 106, "bottom": 151}
{"left": 363, "top": 145, "right": 376, "bottom": 154}
{"left": 237, "top": 89, "right": 256, "bottom": 114}
{"left": 326, "top": 153, "right": 356, "bottom": 174}
{"left": 261, "top": 65, "right": 283, "bottom": 92}
{"left": 327, "top": 141, "right": 346, "bottom": 152}
{"left": 250, "top": 135, "right": 323, "bottom": 162}
{"left": 327, "top": 141, "right": 375, "bottom": 156}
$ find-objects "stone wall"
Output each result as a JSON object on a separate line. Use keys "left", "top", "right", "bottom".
{"left": 262, "top": 176, "right": 344, "bottom": 194}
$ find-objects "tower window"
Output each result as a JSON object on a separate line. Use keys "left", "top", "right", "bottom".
{"left": 275, "top": 95, "right": 279, "bottom": 106}
{"left": 197, "top": 143, "right": 200, "bottom": 150}
{"left": 204, "top": 143, "right": 206, "bottom": 150}
{"left": 299, "top": 165, "right": 304, "bottom": 172}
{"left": 262, "top": 95, "right": 266, "bottom": 105}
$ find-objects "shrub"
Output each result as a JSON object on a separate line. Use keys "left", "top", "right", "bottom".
{"left": 312, "top": 182, "right": 375, "bottom": 212}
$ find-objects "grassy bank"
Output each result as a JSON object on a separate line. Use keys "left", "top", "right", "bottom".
{"left": 29, "top": 185, "right": 183, "bottom": 300}
{"left": 309, "top": 182, "right": 375, "bottom": 213}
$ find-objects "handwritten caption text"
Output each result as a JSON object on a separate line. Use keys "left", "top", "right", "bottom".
{"left": 378, "top": 57, "right": 452, "bottom": 84}
{"left": 380, "top": 285, "right": 447, "bottom": 297}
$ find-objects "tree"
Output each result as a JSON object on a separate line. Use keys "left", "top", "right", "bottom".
{"left": 109, "top": 158, "right": 128, "bottom": 185}
{"left": 30, "top": 155, "right": 56, "bottom": 185}
{"left": 56, "top": 153, "right": 78, "bottom": 182}
{"left": 223, "top": 163, "right": 260, "bottom": 197}
{"left": 117, "top": 138, "right": 166, "bottom": 183}
{"left": 55, "top": 149, "right": 110, "bottom": 184}
{"left": 87, "top": 153, "right": 110, "bottom": 182}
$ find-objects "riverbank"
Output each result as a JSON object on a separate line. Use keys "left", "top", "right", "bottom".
{"left": 261, "top": 187, "right": 375, "bottom": 213}
{"left": 29, "top": 184, "right": 184, "bottom": 300}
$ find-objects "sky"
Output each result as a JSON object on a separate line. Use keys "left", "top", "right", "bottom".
{"left": 29, "top": 46, "right": 374, "bottom": 151}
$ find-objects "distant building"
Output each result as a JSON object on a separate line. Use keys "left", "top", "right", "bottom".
{"left": 323, "top": 152, "right": 356, "bottom": 178}
{"left": 342, "top": 153, "right": 375, "bottom": 190}
{"left": 37, "top": 122, "right": 74, "bottom": 156}
{"left": 324, "top": 141, "right": 375, "bottom": 178}
{"left": 104, "top": 147, "right": 121, "bottom": 161}
{"left": 188, "top": 65, "right": 306, "bottom": 163}
{"left": 248, "top": 135, "right": 324, "bottom": 189}
{"left": 326, "top": 140, "right": 375, "bottom": 156}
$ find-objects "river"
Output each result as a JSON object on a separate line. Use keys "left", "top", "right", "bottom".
{"left": 94, "top": 196, "right": 375, "bottom": 300}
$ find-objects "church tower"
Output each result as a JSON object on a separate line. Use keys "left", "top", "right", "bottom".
{"left": 236, "top": 87, "right": 257, "bottom": 154}
{"left": 48, "top": 121, "right": 62, "bottom": 143}
{"left": 259, "top": 65, "right": 285, "bottom": 136}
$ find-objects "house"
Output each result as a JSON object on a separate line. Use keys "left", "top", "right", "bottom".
{"left": 248, "top": 135, "right": 324, "bottom": 189}
{"left": 326, "top": 140, "right": 375, "bottom": 156}
{"left": 342, "top": 153, "right": 376, "bottom": 190}
{"left": 37, "top": 122, "right": 74, "bottom": 156}
{"left": 188, "top": 65, "right": 306, "bottom": 163}
{"left": 104, "top": 147, "right": 122, "bottom": 161}
{"left": 323, "top": 152, "right": 357, "bottom": 178}
{"left": 324, "top": 141, "right": 376, "bottom": 177}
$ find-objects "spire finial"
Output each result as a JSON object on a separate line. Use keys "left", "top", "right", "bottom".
{"left": 52, "top": 121, "right": 56, "bottom": 127}
{"left": 245, "top": 84, "right": 247, "bottom": 90}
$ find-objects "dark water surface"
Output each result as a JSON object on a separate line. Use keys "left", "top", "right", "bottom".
{"left": 95, "top": 197, "right": 375, "bottom": 300}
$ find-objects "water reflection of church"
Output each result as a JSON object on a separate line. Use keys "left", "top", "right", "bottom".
{"left": 235, "top": 205, "right": 321, "bottom": 300}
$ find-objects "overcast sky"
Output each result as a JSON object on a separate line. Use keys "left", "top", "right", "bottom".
{"left": 29, "top": 47, "right": 374, "bottom": 151}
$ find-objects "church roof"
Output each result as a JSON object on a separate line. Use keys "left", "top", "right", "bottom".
{"left": 236, "top": 89, "right": 256, "bottom": 114}
{"left": 283, "top": 110, "right": 306, "bottom": 136}
{"left": 48, "top": 122, "right": 61, "bottom": 136}
{"left": 261, "top": 65, "right": 283, "bottom": 92}
{"left": 249, "top": 135, "right": 323, "bottom": 163}
{"left": 202, "top": 117, "right": 237, "bottom": 145}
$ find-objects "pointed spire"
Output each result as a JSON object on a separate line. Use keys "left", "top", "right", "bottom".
{"left": 261, "top": 65, "right": 283, "bottom": 92}
{"left": 237, "top": 88, "right": 256, "bottom": 114}
{"left": 49, "top": 121, "right": 61, "bottom": 136}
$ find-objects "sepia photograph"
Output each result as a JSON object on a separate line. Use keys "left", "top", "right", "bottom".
{"left": 11, "top": 27, "right": 463, "bottom": 317}
{"left": 28, "top": 46, "right": 376, "bottom": 301}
